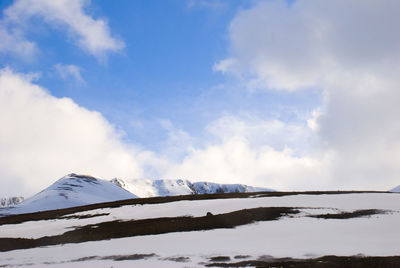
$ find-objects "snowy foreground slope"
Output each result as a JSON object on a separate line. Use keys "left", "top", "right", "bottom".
{"left": 0, "top": 191, "right": 399, "bottom": 267}
{"left": 2, "top": 174, "right": 272, "bottom": 215}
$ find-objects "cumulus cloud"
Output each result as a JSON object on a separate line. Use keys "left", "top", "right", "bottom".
{"left": 212, "top": 0, "right": 400, "bottom": 190}
{"left": 1, "top": 0, "right": 124, "bottom": 59}
{"left": 160, "top": 115, "right": 332, "bottom": 190}
{"left": 206, "top": 115, "right": 310, "bottom": 151}
{"left": 54, "top": 63, "right": 84, "bottom": 83}
{"left": 163, "top": 140, "right": 332, "bottom": 190}
{"left": 216, "top": 0, "right": 400, "bottom": 90}
{"left": 0, "top": 68, "right": 144, "bottom": 196}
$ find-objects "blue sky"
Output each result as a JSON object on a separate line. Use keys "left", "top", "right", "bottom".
{"left": 1, "top": 0, "right": 399, "bottom": 196}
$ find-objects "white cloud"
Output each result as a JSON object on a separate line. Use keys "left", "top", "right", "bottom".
{"left": 159, "top": 120, "right": 194, "bottom": 156}
{"left": 212, "top": 0, "right": 400, "bottom": 190}
{"left": 187, "top": 0, "right": 227, "bottom": 10}
{"left": 213, "top": 58, "right": 238, "bottom": 75}
{"left": 307, "top": 109, "right": 321, "bottom": 132}
{"left": 206, "top": 115, "right": 311, "bottom": 153}
{"left": 216, "top": 0, "right": 400, "bottom": 91}
{"left": 0, "top": 68, "right": 144, "bottom": 196}
{"left": 0, "top": 25, "right": 37, "bottom": 59}
{"left": 160, "top": 115, "right": 332, "bottom": 190}
{"left": 1, "top": 0, "right": 124, "bottom": 59}
{"left": 54, "top": 63, "right": 84, "bottom": 83}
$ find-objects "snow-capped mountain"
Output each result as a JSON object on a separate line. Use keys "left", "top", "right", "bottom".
{"left": 2, "top": 174, "right": 272, "bottom": 215}
{"left": 110, "top": 178, "right": 273, "bottom": 198}
{"left": 389, "top": 185, "right": 400, "bottom": 192}
{"left": 0, "top": 197, "right": 24, "bottom": 208}
{"left": 8, "top": 174, "right": 136, "bottom": 214}
{"left": 191, "top": 180, "right": 271, "bottom": 194}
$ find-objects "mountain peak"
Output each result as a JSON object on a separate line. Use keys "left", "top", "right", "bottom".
{"left": 62, "top": 173, "right": 99, "bottom": 181}
{"left": 110, "top": 178, "right": 126, "bottom": 188}
{"left": 8, "top": 174, "right": 136, "bottom": 214}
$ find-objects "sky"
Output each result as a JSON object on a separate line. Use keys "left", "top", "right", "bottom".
{"left": 1, "top": 0, "right": 400, "bottom": 197}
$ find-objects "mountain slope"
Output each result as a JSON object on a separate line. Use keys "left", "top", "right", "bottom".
{"left": 110, "top": 178, "right": 273, "bottom": 198}
{"left": 389, "top": 185, "right": 400, "bottom": 192}
{"left": 10, "top": 174, "right": 137, "bottom": 214}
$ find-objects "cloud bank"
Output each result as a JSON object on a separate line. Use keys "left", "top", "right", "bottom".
{"left": 211, "top": 0, "right": 400, "bottom": 189}
{"left": 0, "top": 68, "right": 144, "bottom": 196}
{"left": 160, "top": 115, "right": 331, "bottom": 190}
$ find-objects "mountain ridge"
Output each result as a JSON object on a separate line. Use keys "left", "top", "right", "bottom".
{"left": 110, "top": 177, "right": 273, "bottom": 198}
{"left": 1, "top": 174, "right": 273, "bottom": 215}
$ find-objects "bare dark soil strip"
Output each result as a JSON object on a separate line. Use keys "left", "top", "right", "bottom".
{"left": 102, "top": 253, "right": 157, "bottom": 261}
{"left": 163, "top": 256, "right": 191, "bottom": 262}
{"left": 234, "top": 255, "right": 251, "bottom": 259}
{"left": 71, "top": 253, "right": 157, "bottom": 262}
{"left": 209, "top": 256, "right": 231, "bottom": 262}
{"left": 0, "top": 207, "right": 299, "bottom": 252}
{"left": 206, "top": 255, "right": 400, "bottom": 267}
{"left": 0, "top": 191, "right": 386, "bottom": 226}
{"left": 309, "top": 209, "right": 386, "bottom": 219}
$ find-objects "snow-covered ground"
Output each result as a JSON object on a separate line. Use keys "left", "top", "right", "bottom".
{"left": 0, "top": 192, "right": 399, "bottom": 267}
{"left": 0, "top": 192, "right": 396, "bottom": 239}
